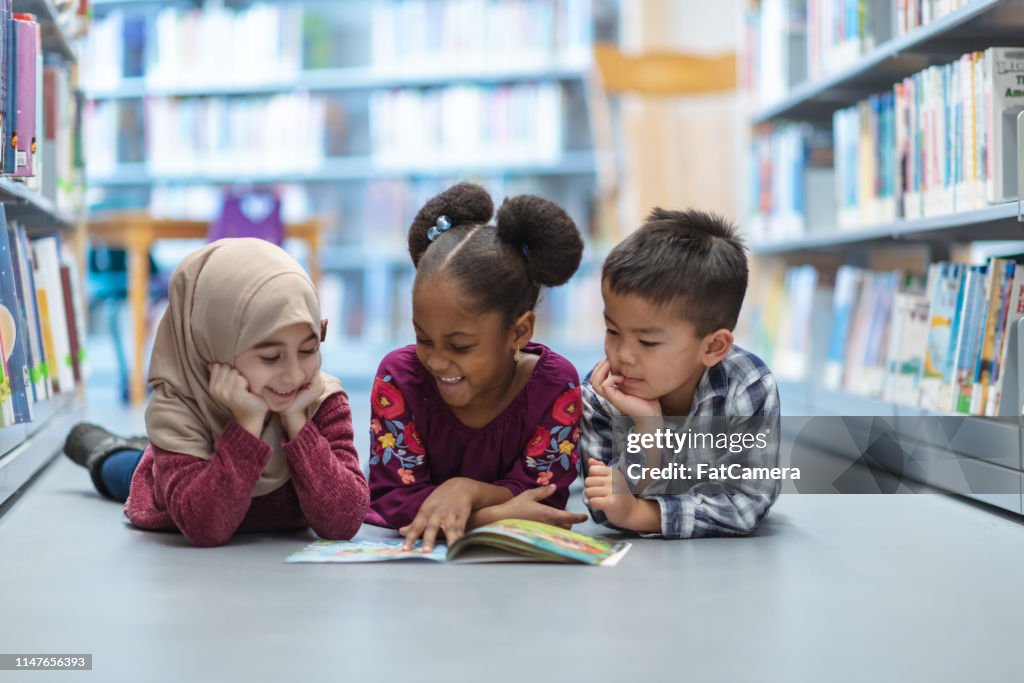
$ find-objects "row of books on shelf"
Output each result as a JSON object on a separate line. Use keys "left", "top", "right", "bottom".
{"left": 756, "top": 256, "right": 1024, "bottom": 416}
{"left": 84, "top": 82, "right": 571, "bottom": 178}
{"left": 0, "top": 8, "right": 81, "bottom": 213}
{"left": 83, "top": 0, "right": 591, "bottom": 93}
{"left": 369, "top": 84, "right": 565, "bottom": 168}
{"left": 746, "top": 0, "right": 981, "bottom": 108}
{"left": 319, "top": 256, "right": 605, "bottom": 348}
{"left": 836, "top": 47, "right": 1023, "bottom": 228}
{"left": 83, "top": 3, "right": 303, "bottom": 90}
{"left": 897, "top": 0, "right": 977, "bottom": 35}
{"left": 0, "top": 210, "right": 85, "bottom": 428}
{"left": 748, "top": 46, "right": 1024, "bottom": 241}
{"left": 749, "top": 122, "right": 833, "bottom": 240}
{"left": 370, "top": 0, "right": 591, "bottom": 71}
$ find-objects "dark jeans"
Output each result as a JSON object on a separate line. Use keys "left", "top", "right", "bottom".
{"left": 100, "top": 450, "right": 145, "bottom": 502}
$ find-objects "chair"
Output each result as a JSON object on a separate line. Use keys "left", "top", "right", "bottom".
{"left": 207, "top": 189, "right": 285, "bottom": 245}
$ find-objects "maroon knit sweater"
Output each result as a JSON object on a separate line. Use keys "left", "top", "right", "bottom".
{"left": 124, "top": 392, "right": 368, "bottom": 547}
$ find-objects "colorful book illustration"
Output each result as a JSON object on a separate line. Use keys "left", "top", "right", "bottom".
{"left": 285, "top": 519, "right": 632, "bottom": 566}
{"left": 11, "top": 224, "right": 48, "bottom": 401}
{"left": 0, "top": 206, "right": 31, "bottom": 423}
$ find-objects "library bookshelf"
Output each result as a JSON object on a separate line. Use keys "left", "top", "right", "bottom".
{"left": 746, "top": 0, "right": 1024, "bottom": 514}
{"left": 0, "top": 0, "right": 87, "bottom": 510}
{"left": 81, "top": 0, "right": 606, "bottom": 364}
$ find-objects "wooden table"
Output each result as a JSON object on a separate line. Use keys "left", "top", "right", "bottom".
{"left": 87, "top": 212, "right": 323, "bottom": 405}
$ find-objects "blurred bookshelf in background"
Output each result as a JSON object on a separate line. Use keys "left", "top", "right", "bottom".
{"left": 81, "top": 0, "right": 621, "bottom": 380}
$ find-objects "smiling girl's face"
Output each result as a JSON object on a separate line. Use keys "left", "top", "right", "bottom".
{"left": 233, "top": 322, "right": 321, "bottom": 412}
{"left": 412, "top": 274, "right": 526, "bottom": 415}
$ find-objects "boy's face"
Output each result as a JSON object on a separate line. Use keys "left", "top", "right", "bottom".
{"left": 601, "top": 285, "right": 714, "bottom": 414}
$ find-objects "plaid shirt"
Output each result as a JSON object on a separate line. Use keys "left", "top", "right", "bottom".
{"left": 580, "top": 345, "right": 781, "bottom": 538}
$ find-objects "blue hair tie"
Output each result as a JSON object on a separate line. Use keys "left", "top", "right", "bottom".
{"left": 427, "top": 215, "right": 452, "bottom": 241}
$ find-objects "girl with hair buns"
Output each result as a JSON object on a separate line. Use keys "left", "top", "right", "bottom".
{"left": 366, "top": 182, "right": 588, "bottom": 551}
{"left": 63, "top": 238, "right": 369, "bottom": 547}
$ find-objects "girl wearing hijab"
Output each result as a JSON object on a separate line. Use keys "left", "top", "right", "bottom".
{"left": 63, "top": 238, "right": 368, "bottom": 547}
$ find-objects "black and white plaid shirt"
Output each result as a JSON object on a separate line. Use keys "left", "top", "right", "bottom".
{"left": 580, "top": 345, "right": 781, "bottom": 538}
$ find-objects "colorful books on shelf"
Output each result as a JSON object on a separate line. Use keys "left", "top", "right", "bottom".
{"left": 285, "top": 519, "right": 631, "bottom": 566}
{"left": 752, "top": 256, "right": 1024, "bottom": 416}
{"left": 0, "top": 214, "right": 83, "bottom": 427}
{"left": 896, "top": 0, "right": 974, "bottom": 37}
{"left": 833, "top": 47, "right": 1024, "bottom": 228}
{"left": 749, "top": 122, "right": 834, "bottom": 243}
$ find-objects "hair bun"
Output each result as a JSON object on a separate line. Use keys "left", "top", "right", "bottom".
{"left": 496, "top": 194, "right": 583, "bottom": 287}
{"left": 408, "top": 182, "right": 494, "bottom": 266}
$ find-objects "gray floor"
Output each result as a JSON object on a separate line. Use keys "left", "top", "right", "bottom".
{"left": 2, "top": 386, "right": 1024, "bottom": 682}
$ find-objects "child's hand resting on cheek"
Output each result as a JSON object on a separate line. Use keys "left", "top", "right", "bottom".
{"left": 584, "top": 458, "right": 638, "bottom": 529}
{"left": 208, "top": 363, "right": 269, "bottom": 437}
{"left": 280, "top": 373, "right": 324, "bottom": 438}
{"left": 591, "top": 359, "right": 662, "bottom": 418}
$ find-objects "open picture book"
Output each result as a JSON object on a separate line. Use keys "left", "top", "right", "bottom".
{"left": 285, "top": 519, "right": 632, "bottom": 566}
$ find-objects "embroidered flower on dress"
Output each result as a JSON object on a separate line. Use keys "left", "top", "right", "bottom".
{"left": 371, "top": 375, "right": 405, "bottom": 420}
{"left": 404, "top": 421, "right": 425, "bottom": 455}
{"left": 525, "top": 426, "right": 551, "bottom": 457}
{"left": 551, "top": 385, "right": 583, "bottom": 425}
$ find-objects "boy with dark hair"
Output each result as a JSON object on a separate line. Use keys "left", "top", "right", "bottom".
{"left": 581, "top": 208, "right": 781, "bottom": 538}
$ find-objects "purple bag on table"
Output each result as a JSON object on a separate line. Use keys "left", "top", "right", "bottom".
{"left": 207, "top": 191, "right": 284, "bottom": 245}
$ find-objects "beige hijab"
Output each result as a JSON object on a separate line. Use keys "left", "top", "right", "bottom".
{"left": 145, "top": 238, "right": 344, "bottom": 497}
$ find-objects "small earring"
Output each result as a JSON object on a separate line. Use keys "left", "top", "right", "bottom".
{"left": 513, "top": 346, "right": 522, "bottom": 363}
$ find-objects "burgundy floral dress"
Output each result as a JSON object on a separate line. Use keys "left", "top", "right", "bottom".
{"left": 365, "top": 342, "right": 582, "bottom": 529}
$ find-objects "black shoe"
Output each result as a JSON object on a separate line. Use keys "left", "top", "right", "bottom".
{"left": 63, "top": 422, "right": 144, "bottom": 499}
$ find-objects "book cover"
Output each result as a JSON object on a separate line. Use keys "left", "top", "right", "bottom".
{"left": 0, "top": 315, "right": 13, "bottom": 425}
{"left": 948, "top": 265, "right": 986, "bottom": 413}
{"left": 7, "top": 224, "right": 40, "bottom": 405}
{"left": 30, "top": 236, "right": 73, "bottom": 393}
{"left": 986, "top": 266, "right": 1024, "bottom": 416}
{"left": 823, "top": 265, "right": 863, "bottom": 390}
{"left": 33, "top": 282, "right": 56, "bottom": 394}
{"left": 58, "top": 263, "right": 79, "bottom": 383}
{"left": 983, "top": 47, "right": 1024, "bottom": 203}
{"left": 0, "top": 0, "right": 9, "bottom": 163}
{"left": 285, "top": 520, "right": 632, "bottom": 566}
{"left": 919, "top": 263, "right": 962, "bottom": 409}
{"left": 12, "top": 14, "right": 37, "bottom": 179}
{"left": 0, "top": 206, "right": 32, "bottom": 422}
{"left": 12, "top": 223, "right": 48, "bottom": 400}
{"left": 970, "top": 258, "right": 1012, "bottom": 414}
{"left": 3, "top": 8, "right": 16, "bottom": 174}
